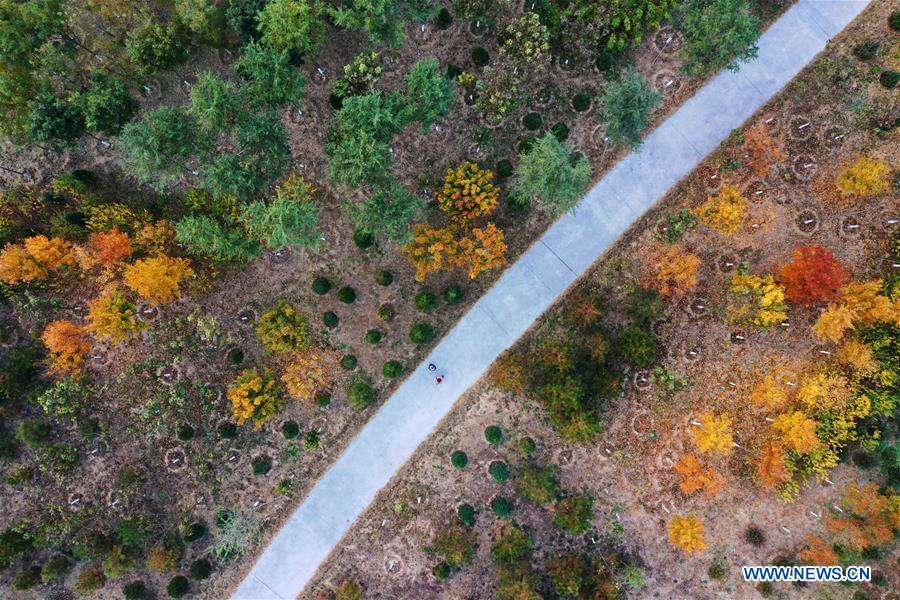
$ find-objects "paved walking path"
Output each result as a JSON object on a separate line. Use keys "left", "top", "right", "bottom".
{"left": 234, "top": 2, "right": 869, "bottom": 597}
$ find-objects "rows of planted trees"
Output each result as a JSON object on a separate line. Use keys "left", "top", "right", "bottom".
{"left": 0, "top": 0, "right": 799, "bottom": 597}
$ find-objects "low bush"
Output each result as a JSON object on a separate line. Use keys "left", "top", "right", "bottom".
{"left": 451, "top": 450, "right": 468, "bottom": 468}
{"left": 410, "top": 323, "right": 435, "bottom": 344}
{"left": 618, "top": 326, "right": 661, "bottom": 368}
{"left": 257, "top": 301, "right": 310, "bottom": 353}
{"left": 312, "top": 277, "right": 332, "bottom": 295}
{"left": 491, "top": 496, "right": 513, "bottom": 517}
{"left": 458, "top": 503, "right": 476, "bottom": 527}
{"left": 15, "top": 420, "right": 50, "bottom": 448}
{"left": 304, "top": 430, "right": 320, "bottom": 449}
{"left": 376, "top": 304, "right": 395, "bottom": 321}
{"left": 123, "top": 580, "right": 150, "bottom": 599}
{"left": 167, "top": 575, "right": 190, "bottom": 597}
{"left": 375, "top": 270, "right": 394, "bottom": 286}
{"left": 337, "top": 286, "right": 357, "bottom": 304}
{"left": 484, "top": 425, "right": 503, "bottom": 444}
{"left": 853, "top": 41, "right": 879, "bottom": 60}
{"left": 523, "top": 112, "right": 542, "bottom": 130}
{"left": 891, "top": 10, "right": 900, "bottom": 31}
{"left": 880, "top": 71, "right": 899, "bottom": 89}
{"left": 432, "top": 561, "right": 451, "bottom": 580}
{"left": 472, "top": 47, "right": 489, "bottom": 66}
{"left": 444, "top": 285, "right": 464, "bottom": 304}
{"left": 189, "top": 558, "right": 212, "bottom": 580}
{"left": 415, "top": 290, "right": 437, "bottom": 311}
{"left": 496, "top": 160, "right": 513, "bottom": 178}
{"left": 571, "top": 92, "right": 591, "bottom": 112}
{"left": 323, "top": 311, "right": 339, "bottom": 328}
{"left": 183, "top": 522, "right": 207, "bottom": 543}
{"left": 551, "top": 122, "right": 569, "bottom": 141}
{"left": 251, "top": 456, "right": 272, "bottom": 476}
{"left": 517, "top": 436, "right": 536, "bottom": 456}
{"left": 348, "top": 380, "right": 375, "bottom": 408}
{"left": 227, "top": 347, "right": 245, "bottom": 365}
{"left": 517, "top": 463, "right": 559, "bottom": 504}
{"left": 341, "top": 355, "right": 358, "bottom": 370}
{"left": 489, "top": 461, "right": 509, "bottom": 482}
{"left": 218, "top": 422, "right": 238, "bottom": 439}
{"left": 13, "top": 564, "right": 41, "bottom": 590}
{"left": 282, "top": 421, "right": 300, "bottom": 439}
{"left": 382, "top": 360, "right": 404, "bottom": 378}
{"left": 176, "top": 424, "right": 194, "bottom": 441}
{"left": 365, "top": 329, "right": 383, "bottom": 344}
{"left": 554, "top": 494, "right": 593, "bottom": 533}
{"left": 744, "top": 525, "right": 765, "bottom": 547}
{"left": 353, "top": 229, "right": 375, "bottom": 249}
{"left": 315, "top": 392, "right": 332, "bottom": 407}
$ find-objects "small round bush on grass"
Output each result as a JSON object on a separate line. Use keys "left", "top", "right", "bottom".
{"left": 167, "top": 575, "right": 190, "bottom": 598}
{"left": 435, "top": 7, "right": 452, "bottom": 29}
{"left": 315, "top": 392, "right": 332, "bottom": 407}
{"left": 880, "top": 70, "right": 899, "bottom": 89}
{"left": 375, "top": 270, "right": 393, "bottom": 286}
{"left": 376, "top": 304, "right": 395, "bottom": 321}
{"left": 353, "top": 229, "right": 375, "bottom": 249}
{"left": 365, "top": 329, "right": 382, "bottom": 344}
{"left": 458, "top": 503, "right": 476, "bottom": 527}
{"left": 550, "top": 122, "right": 569, "bottom": 141}
{"left": 484, "top": 425, "right": 502, "bottom": 444}
{"left": 451, "top": 450, "right": 468, "bottom": 468}
{"left": 410, "top": 323, "right": 435, "bottom": 344}
{"left": 853, "top": 41, "right": 879, "bottom": 60}
{"left": 348, "top": 380, "right": 375, "bottom": 408}
{"left": 312, "top": 277, "right": 332, "bottom": 295}
{"left": 227, "top": 347, "right": 244, "bottom": 365}
{"left": 472, "top": 47, "right": 489, "bottom": 66}
{"left": 189, "top": 558, "right": 212, "bottom": 580}
{"left": 744, "top": 525, "right": 765, "bottom": 547}
{"left": 13, "top": 565, "right": 41, "bottom": 590}
{"left": 123, "top": 581, "right": 150, "bottom": 599}
{"left": 337, "top": 286, "right": 356, "bottom": 304}
{"left": 382, "top": 360, "right": 404, "bottom": 378}
{"left": 489, "top": 461, "right": 509, "bottom": 483}
{"left": 496, "top": 159, "right": 513, "bottom": 179}
{"left": 571, "top": 92, "right": 591, "bottom": 112}
{"left": 282, "top": 421, "right": 300, "bottom": 439}
{"left": 218, "top": 422, "right": 237, "bottom": 439}
{"left": 341, "top": 354, "right": 358, "bottom": 370}
{"left": 183, "top": 522, "right": 207, "bottom": 543}
{"left": 491, "top": 496, "right": 513, "bottom": 517}
{"left": 523, "top": 112, "right": 542, "bottom": 130}
{"left": 415, "top": 290, "right": 437, "bottom": 311}
{"left": 323, "top": 311, "right": 339, "bottom": 328}
{"left": 251, "top": 456, "right": 271, "bottom": 476}
{"left": 432, "top": 561, "right": 451, "bottom": 580}
{"left": 517, "top": 436, "right": 536, "bottom": 456}
{"left": 176, "top": 423, "right": 194, "bottom": 441}
{"left": 890, "top": 10, "right": 900, "bottom": 31}
{"left": 444, "top": 285, "right": 464, "bottom": 304}
{"left": 304, "top": 430, "right": 320, "bottom": 449}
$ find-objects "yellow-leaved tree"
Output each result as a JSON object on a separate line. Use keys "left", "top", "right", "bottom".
{"left": 691, "top": 184, "right": 747, "bottom": 235}
{"left": 772, "top": 410, "right": 819, "bottom": 453}
{"left": 667, "top": 514, "right": 706, "bottom": 553}
{"left": 123, "top": 256, "right": 193, "bottom": 304}
{"left": 814, "top": 281, "right": 897, "bottom": 343}
{"left": 227, "top": 368, "right": 283, "bottom": 427}
{"left": 750, "top": 375, "right": 789, "bottom": 410}
{"left": 692, "top": 412, "right": 733, "bottom": 454}
{"left": 281, "top": 347, "right": 339, "bottom": 402}
{"left": 41, "top": 320, "right": 90, "bottom": 376}
{"left": 796, "top": 372, "right": 851, "bottom": 411}
{"left": 87, "top": 287, "right": 145, "bottom": 342}
{"left": 836, "top": 156, "right": 890, "bottom": 197}
{"left": 729, "top": 274, "right": 788, "bottom": 327}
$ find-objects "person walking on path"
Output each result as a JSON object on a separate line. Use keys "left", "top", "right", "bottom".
{"left": 428, "top": 363, "right": 444, "bottom": 385}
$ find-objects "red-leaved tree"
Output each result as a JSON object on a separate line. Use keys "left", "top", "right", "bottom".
{"left": 779, "top": 244, "right": 850, "bottom": 306}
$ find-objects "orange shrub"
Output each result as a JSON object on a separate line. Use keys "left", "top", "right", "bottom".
{"left": 674, "top": 454, "right": 725, "bottom": 496}
{"left": 404, "top": 224, "right": 459, "bottom": 282}
{"left": 798, "top": 534, "right": 838, "bottom": 566}
{"left": 779, "top": 244, "right": 849, "bottom": 306}
{"left": 281, "top": 347, "right": 339, "bottom": 402}
{"left": 655, "top": 247, "right": 700, "bottom": 297}
{"left": 667, "top": 514, "right": 706, "bottom": 553}
{"left": 90, "top": 227, "right": 133, "bottom": 264}
{"left": 437, "top": 162, "right": 499, "bottom": 222}
{"left": 756, "top": 442, "right": 790, "bottom": 489}
{"left": 0, "top": 243, "right": 45, "bottom": 283}
{"left": 743, "top": 121, "right": 783, "bottom": 177}
{"left": 123, "top": 255, "right": 193, "bottom": 304}
{"left": 455, "top": 222, "right": 507, "bottom": 279}
{"left": 23, "top": 235, "right": 76, "bottom": 269}
{"left": 41, "top": 320, "right": 90, "bottom": 376}
{"left": 825, "top": 483, "right": 900, "bottom": 552}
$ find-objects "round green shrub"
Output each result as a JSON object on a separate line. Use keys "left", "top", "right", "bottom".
{"left": 880, "top": 70, "right": 899, "bottom": 89}
{"left": 315, "top": 392, "right": 332, "bottom": 407}
{"left": 890, "top": 10, "right": 900, "bottom": 31}
{"left": 450, "top": 450, "right": 468, "bottom": 469}
{"left": 415, "top": 290, "right": 437, "bottom": 312}
{"left": 435, "top": 7, "right": 452, "bottom": 29}
{"left": 472, "top": 47, "right": 489, "bottom": 66}
{"left": 432, "top": 560, "right": 451, "bottom": 580}
{"left": 166, "top": 575, "right": 190, "bottom": 598}
{"left": 484, "top": 425, "right": 502, "bottom": 445}
{"left": 13, "top": 565, "right": 41, "bottom": 591}
{"left": 489, "top": 461, "right": 509, "bottom": 483}
{"left": 382, "top": 360, "right": 404, "bottom": 378}
{"left": 708, "top": 562, "right": 726, "bottom": 580}
{"left": 409, "top": 323, "right": 435, "bottom": 345}
{"left": 375, "top": 270, "right": 394, "bottom": 286}
{"left": 618, "top": 326, "right": 661, "bottom": 368}
{"left": 251, "top": 456, "right": 271, "bottom": 476}
{"left": 517, "top": 436, "right": 536, "bottom": 456}
{"left": 572, "top": 92, "right": 591, "bottom": 112}
{"left": 353, "top": 229, "right": 375, "bottom": 249}
{"left": 218, "top": 422, "right": 237, "bottom": 439}
{"left": 183, "top": 522, "right": 207, "bottom": 543}
{"left": 341, "top": 354, "right": 358, "bottom": 370}
{"left": 853, "top": 40, "right": 879, "bottom": 60}
{"left": 323, "top": 311, "right": 339, "bottom": 328}
{"left": 281, "top": 420, "right": 300, "bottom": 439}
{"left": 312, "top": 277, "right": 332, "bottom": 295}
{"left": 304, "top": 430, "right": 320, "bottom": 449}
{"left": 491, "top": 496, "right": 513, "bottom": 517}
{"left": 123, "top": 581, "right": 149, "bottom": 600}
{"left": 517, "top": 136, "right": 535, "bottom": 154}
{"left": 457, "top": 503, "right": 476, "bottom": 527}
{"left": 443, "top": 285, "right": 464, "bottom": 304}
{"left": 337, "top": 286, "right": 357, "bottom": 304}
{"left": 176, "top": 423, "right": 194, "bottom": 441}
{"left": 496, "top": 159, "right": 513, "bottom": 179}
{"left": 41, "top": 554, "right": 72, "bottom": 583}
{"left": 348, "top": 381, "right": 375, "bottom": 408}
{"left": 550, "top": 122, "right": 569, "bottom": 141}
{"left": 227, "top": 347, "right": 244, "bottom": 365}
{"left": 189, "top": 558, "right": 212, "bottom": 580}
{"left": 365, "top": 329, "right": 383, "bottom": 344}
{"left": 523, "top": 112, "right": 542, "bottom": 130}
{"left": 376, "top": 304, "right": 395, "bottom": 321}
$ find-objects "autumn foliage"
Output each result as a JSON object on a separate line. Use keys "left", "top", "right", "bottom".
{"left": 755, "top": 443, "right": 790, "bottom": 489}
{"left": 798, "top": 534, "right": 838, "bottom": 565}
{"left": 41, "top": 320, "right": 90, "bottom": 376}
{"left": 779, "top": 245, "right": 849, "bottom": 306}
{"left": 691, "top": 184, "right": 747, "bottom": 235}
{"left": 0, "top": 235, "right": 75, "bottom": 283}
{"left": 836, "top": 156, "right": 890, "bottom": 197}
{"left": 123, "top": 255, "right": 193, "bottom": 304}
{"left": 655, "top": 247, "right": 700, "bottom": 296}
{"left": 772, "top": 410, "right": 819, "bottom": 453}
{"left": 674, "top": 454, "right": 725, "bottom": 496}
{"left": 743, "top": 121, "right": 784, "bottom": 177}
{"left": 281, "top": 347, "right": 338, "bottom": 402}
{"left": 87, "top": 287, "right": 144, "bottom": 342}
{"left": 667, "top": 514, "right": 706, "bottom": 553}
{"left": 692, "top": 412, "right": 733, "bottom": 454}
{"left": 729, "top": 274, "right": 788, "bottom": 327}
{"left": 89, "top": 227, "right": 133, "bottom": 264}
{"left": 404, "top": 223, "right": 507, "bottom": 281}
{"left": 814, "top": 280, "right": 897, "bottom": 343}
{"left": 437, "top": 162, "right": 499, "bottom": 222}
{"left": 457, "top": 223, "right": 508, "bottom": 279}
{"left": 824, "top": 483, "right": 900, "bottom": 552}
{"left": 227, "top": 368, "right": 284, "bottom": 427}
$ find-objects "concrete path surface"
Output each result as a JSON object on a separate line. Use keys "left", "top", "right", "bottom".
{"left": 233, "top": 2, "right": 869, "bottom": 597}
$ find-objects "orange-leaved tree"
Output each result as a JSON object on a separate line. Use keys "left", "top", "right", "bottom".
{"left": 41, "top": 320, "right": 91, "bottom": 376}
{"left": 455, "top": 223, "right": 507, "bottom": 279}
{"left": 743, "top": 121, "right": 784, "bottom": 177}
{"left": 90, "top": 227, "right": 133, "bottom": 265}
{"left": 404, "top": 224, "right": 459, "bottom": 281}
{"left": 0, "top": 243, "right": 45, "bottom": 283}
{"left": 437, "top": 162, "right": 499, "bottom": 222}
{"left": 667, "top": 514, "right": 706, "bottom": 553}
{"left": 674, "top": 454, "right": 725, "bottom": 496}
{"left": 779, "top": 244, "right": 849, "bottom": 306}
{"left": 23, "top": 235, "right": 76, "bottom": 269}
{"left": 692, "top": 412, "right": 733, "bottom": 454}
{"left": 755, "top": 442, "right": 790, "bottom": 489}
{"left": 772, "top": 410, "right": 819, "bottom": 453}
{"left": 87, "top": 287, "right": 144, "bottom": 342}
{"left": 281, "top": 347, "right": 339, "bottom": 402}
{"left": 656, "top": 247, "right": 700, "bottom": 297}
{"left": 123, "top": 255, "right": 193, "bottom": 304}
{"left": 825, "top": 482, "right": 900, "bottom": 552}
{"left": 798, "top": 534, "right": 838, "bottom": 566}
